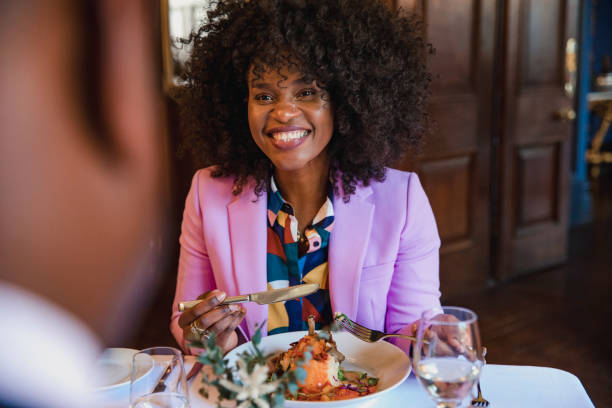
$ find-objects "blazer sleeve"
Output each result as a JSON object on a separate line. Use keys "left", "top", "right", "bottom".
{"left": 170, "top": 171, "right": 218, "bottom": 351}
{"left": 385, "top": 173, "right": 442, "bottom": 353}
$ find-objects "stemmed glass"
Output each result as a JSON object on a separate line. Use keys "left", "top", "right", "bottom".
{"left": 413, "top": 306, "right": 484, "bottom": 408}
{"left": 129, "top": 346, "right": 190, "bottom": 408}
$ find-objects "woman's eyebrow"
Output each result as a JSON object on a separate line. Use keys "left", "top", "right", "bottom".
{"left": 251, "top": 81, "right": 273, "bottom": 89}
{"left": 251, "top": 78, "right": 316, "bottom": 89}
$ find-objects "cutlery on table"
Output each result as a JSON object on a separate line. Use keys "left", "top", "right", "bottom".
{"left": 186, "top": 362, "right": 203, "bottom": 382}
{"left": 152, "top": 361, "right": 174, "bottom": 393}
{"left": 334, "top": 313, "right": 429, "bottom": 344}
{"left": 471, "top": 347, "right": 490, "bottom": 407}
{"left": 178, "top": 283, "right": 319, "bottom": 311}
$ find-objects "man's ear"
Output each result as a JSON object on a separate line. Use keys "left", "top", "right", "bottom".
{"left": 97, "top": 0, "right": 161, "bottom": 175}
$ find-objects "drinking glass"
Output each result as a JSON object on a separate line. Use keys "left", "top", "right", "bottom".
{"left": 413, "top": 306, "right": 484, "bottom": 408}
{"left": 129, "top": 346, "right": 190, "bottom": 408}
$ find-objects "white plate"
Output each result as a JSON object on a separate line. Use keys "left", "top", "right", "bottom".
{"left": 93, "top": 348, "right": 153, "bottom": 391}
{"left": 224, "top": 331, "right": 411, "bottom": 407}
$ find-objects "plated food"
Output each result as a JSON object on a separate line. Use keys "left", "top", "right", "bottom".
{"left": 268, "top": 318, "right": 379, "bottom": 401}
{"left": 222, "top": 324, "right": 411, "bottom": 407}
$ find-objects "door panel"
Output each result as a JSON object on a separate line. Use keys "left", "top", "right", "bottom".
{"left": 498, "top": 0, "right": 578, "bottom": 280}
{"left": 420, "top": 156, "right": 472, "bottom": 244}
{"left": 395, "top": 0, "right": 495, "bottom": 295}
{"left": 515, "top": 144, "right": 559, "bottom": 226}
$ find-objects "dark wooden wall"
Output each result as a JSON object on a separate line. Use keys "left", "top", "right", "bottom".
{"left": 395, "top": 0, "right": 496, "bottom": 297}
{"left": 394, "top": 0, "right": 578, "bottom": 296}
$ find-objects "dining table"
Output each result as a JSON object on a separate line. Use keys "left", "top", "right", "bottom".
{"left": 94, "top": 354, "right": 595, "bottom": 408}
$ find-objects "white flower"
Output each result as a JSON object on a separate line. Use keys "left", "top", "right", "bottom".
{"left": 218, "top": 357, "right": 280, "bottom": 408}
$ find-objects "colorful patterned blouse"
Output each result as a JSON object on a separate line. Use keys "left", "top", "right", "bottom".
{"left": 266, "top": 177, "right": 334, "bottom": 335}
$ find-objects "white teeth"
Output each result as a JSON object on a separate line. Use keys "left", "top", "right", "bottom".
{"left": 271, "top": 130, "right": 308, "bottom": 142}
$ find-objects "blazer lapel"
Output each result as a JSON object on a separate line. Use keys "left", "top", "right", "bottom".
{"left": 227, "top": 187, "right": 268, "bottom": 338}
{"left": 328, "top": 184, "right": 374, "bottom": 320}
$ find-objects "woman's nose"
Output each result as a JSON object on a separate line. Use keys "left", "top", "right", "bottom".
{"left": 272, "top": 101, "right": 300, "bottom": 121}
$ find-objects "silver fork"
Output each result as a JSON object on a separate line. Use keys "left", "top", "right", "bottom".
{"left": 334, "top": 313, "right": 423, "bottom": 343}
{"left": 471, "top": 347, "right": 489, "bottom": 407}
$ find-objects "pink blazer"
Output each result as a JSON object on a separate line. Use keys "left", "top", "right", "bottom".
{"left": 170, "top": 166, "right": 441, "bottom": 354}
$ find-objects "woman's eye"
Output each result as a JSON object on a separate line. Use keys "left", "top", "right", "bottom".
{"left": 297, "top": 89, "right": 316, "bottom": 99}
{"left": 254, "top": 94, "right": 273, "bottom": 102}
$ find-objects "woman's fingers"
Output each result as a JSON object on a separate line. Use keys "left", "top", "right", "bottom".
{"left": 196, "top": 304, "right": 243, "bottom": 331}
{"left": 178, "top": 290, "right": 226, "bottom": 327}
{"left": 216, "top": 310, "right": 247, "bottom": 353}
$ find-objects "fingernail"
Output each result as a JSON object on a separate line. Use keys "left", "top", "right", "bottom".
{"left": 229, "top": 305, "right": 241, "bottom": 312}
{"left": 214, "top": 291, "right": 226, "bottom": 302}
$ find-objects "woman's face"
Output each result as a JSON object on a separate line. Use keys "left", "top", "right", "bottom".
{"left": 247, "top": 65, "right": 333, "bottom": 174}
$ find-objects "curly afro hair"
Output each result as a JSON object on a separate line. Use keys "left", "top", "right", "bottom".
{"left": 178, "top": 0, "right": 432, "bottom": 199}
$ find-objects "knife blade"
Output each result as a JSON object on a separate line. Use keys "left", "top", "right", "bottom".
{"left": 152, "top": 362, "right": 173, "bottom": 393}
{"left": 178, "top": 283, "right": 319, "bottom": 312}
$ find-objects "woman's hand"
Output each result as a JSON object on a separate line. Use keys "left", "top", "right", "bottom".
{"left": 425, "top": 313, "right": 471, "bottom": 356}
{"left": 178, "top": 290, "right": 246, "bottom": 354}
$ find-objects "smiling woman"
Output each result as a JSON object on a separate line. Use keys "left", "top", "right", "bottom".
{"left": 171, "top": 0, "right": 442, "bottom": 369}
{"left": 248, "top": 65, "right": 333, "bottom": 176}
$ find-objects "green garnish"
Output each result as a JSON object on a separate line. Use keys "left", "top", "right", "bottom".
{"left": 333, "top": 312, "right": 354, "bottom": 328}
{"left": 190, "top": 323, "right": 309, "bottom": 408}
{"left": 368, "top": 377, "right": 379, "bottom": 386}
{"left": 338, "top": 367, "right": 345, "bottom": 381}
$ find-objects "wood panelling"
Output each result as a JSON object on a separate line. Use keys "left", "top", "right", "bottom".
{"left": 427, "top": 98, "right": 479, "bottom": 153}
{"left": 515, "top": 144, "right": 559, "bottom": 227}
{"left": 497, "top": 0, "right": 577, "bottom": 280}
{"left": 396, "top": 0, "right": 495, "bottom": 295}
{"left": 426, "top": 0, "right": 476, "bottom": 92}
{"left": 420, "top": 156, "right": 472, "bottom": 243}
{"left": 520, "top": 0, "right": 563, "bottom": 86}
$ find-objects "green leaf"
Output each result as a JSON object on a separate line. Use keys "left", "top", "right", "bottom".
{"left": 338, "top": 367, "right": 344, "bottom": 381}
{"left": 213, "top": 364, "right": 225, "bottom": 376}
{"left": 273, "top": 391, "right": 285, "bottom": 407}
{"left": 207, "top": 331, "right": 217, "bottom": 349}
{"left": 368, "top": 377, "right": 379, "bottom": 386}
{"left": 294, "top": 367, "right": 307, "bottom": 382}
{"left": 252, "top": 326, "right": 262, "bottom": 346}
{"left": 288, "top": 382, "right": 298, "bottom": 395}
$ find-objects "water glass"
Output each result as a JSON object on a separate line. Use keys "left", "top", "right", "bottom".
{"left": 413, "top": 306, "right": 484, "bottom": 408}
{"left": 129, "top": 346, "right": 190, "bottom": 408}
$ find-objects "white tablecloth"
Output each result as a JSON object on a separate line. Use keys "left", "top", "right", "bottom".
{"left": 95, "top": 356, "right": 595, "bottom": 407}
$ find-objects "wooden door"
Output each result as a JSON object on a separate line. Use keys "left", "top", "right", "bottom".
{"left": 496, "top": 0, "right": 578, "bottom": 280}
{"left": 395, "top": 0, "right": 496, "bottom": 296}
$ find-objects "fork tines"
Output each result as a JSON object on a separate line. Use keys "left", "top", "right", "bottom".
{"left": 336, "top": 317, "right": 373, "bottom": 341}
{"left": 342, "top": 320, "right": 371, "bottom": 335}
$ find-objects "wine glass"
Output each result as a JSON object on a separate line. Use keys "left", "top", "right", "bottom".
{"left": 129, "top": 346, "right": 190, "bottom": 408}
{"left": 413, "top": 306, "right": 484, "bottom": 408}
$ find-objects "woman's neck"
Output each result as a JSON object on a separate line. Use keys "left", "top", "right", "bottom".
{"left": 273, "top": 159, "right": 331, "bottom": 233}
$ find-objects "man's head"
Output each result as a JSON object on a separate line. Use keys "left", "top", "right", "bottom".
{"left": 0, "top": 0, "right": 164, "bottom": 344}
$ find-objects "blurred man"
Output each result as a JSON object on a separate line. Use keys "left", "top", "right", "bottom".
{"left": 0, "top": 1, "right": 165, "bottom": 407}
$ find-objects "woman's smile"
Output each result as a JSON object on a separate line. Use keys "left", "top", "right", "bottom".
{"left": 266, "top": 126, "right": 311, "bottom": 150}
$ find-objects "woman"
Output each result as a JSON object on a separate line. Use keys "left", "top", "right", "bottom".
{"left": 171, "top": 0, "right": 440, "bottom": 355}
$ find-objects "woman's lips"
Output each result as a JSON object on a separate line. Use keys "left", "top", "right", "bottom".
{"left": 267, "top": 129, "right": 310, "bottom": 150}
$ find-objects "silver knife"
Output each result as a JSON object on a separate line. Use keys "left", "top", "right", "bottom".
{"left": 152, "top": 362, "right": 173, "bottom": 393}
{"left": 178, "top": 283, "right": 319, "bottom": 312}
